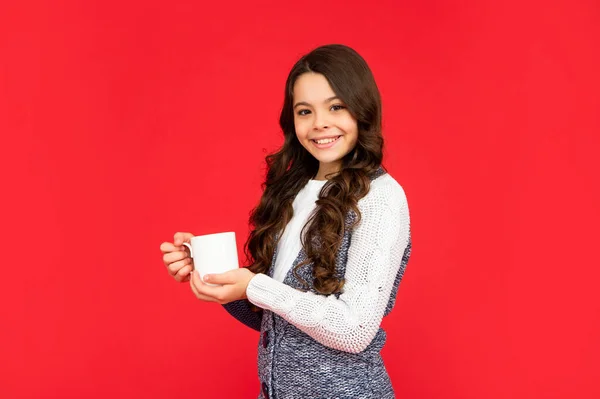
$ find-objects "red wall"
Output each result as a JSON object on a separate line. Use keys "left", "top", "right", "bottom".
{"left": 1, "top": 1, "right": 598, "bottom": 398}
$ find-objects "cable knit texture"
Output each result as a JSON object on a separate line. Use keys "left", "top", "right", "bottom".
{"left": 222, "top": 168, "right": 411, "bottom": 399}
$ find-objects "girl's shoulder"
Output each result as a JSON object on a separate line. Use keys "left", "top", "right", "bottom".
{"left": 355, "top": 171, "right": 410, "bottom": 231}
{"left": 363, "top": 172, "right": 408, "bottom": 206}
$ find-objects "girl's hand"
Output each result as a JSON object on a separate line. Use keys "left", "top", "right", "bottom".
{"left": 189, "top": 268, "right": 256, "bottom": 304}
{"left": 160, "top": 232, "right": 195, "bottom": 282}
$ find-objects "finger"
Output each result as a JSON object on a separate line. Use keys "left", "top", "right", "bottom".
{"left": 190, "top": 272, "right": 219, "bottom": 302}
{"left": 167, "top": 257, "right": 193, "bottom": 276}
{"left": 163, "top": 250, "right": 189, "bottom": 265}
{"left": 174, "top": 264, "right": 194, "bottom": 282}
{"left": 160, "top": 241, "right": 184, "bottom": 254}
{"left": 174, "top": 232, "right": 194, "bottom": 246}
{"left": 191, "top": 271, "right": 229, "bottom": 299}
{"left": 203, "top": 270, "right": 237, "bottom": 285}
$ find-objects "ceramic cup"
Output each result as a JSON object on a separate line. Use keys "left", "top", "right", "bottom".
{"left": 183, "top": 232, "right": 239, "bottom": 286}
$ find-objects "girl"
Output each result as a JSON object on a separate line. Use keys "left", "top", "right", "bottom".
{"left": 160, "top": 44, "right": 411, "bottom": 399}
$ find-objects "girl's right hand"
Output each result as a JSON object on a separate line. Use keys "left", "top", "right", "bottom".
{"left": 160, "top": 232, "right": 195, "bottom": 282}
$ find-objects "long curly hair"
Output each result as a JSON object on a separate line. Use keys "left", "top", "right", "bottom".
{"left": 245, "top": 44, "right": 384, "bottom": 295}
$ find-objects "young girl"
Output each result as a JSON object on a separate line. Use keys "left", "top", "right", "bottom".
{"left": 160, "top": 44, "right": 411, "bottom": 399}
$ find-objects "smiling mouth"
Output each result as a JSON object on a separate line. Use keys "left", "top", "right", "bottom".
{"left": 312, "top": 136, "right": 341, "bottom": 144}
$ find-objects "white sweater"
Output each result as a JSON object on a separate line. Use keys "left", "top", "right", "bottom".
{"left": 246, "top": 173, "right": 410, "bottom": 353}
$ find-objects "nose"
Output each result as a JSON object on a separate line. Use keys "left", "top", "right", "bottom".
{"left": 312, "top": 112, "right": 330, "bottom": 131}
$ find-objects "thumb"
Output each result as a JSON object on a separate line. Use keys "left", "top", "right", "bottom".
{"left": 204, "top": 270, "right": 238, "bottom": 285}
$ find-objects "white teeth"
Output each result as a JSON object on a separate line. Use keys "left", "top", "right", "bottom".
{"left": 314, "top": 137, "right": 339, "bottom": 144}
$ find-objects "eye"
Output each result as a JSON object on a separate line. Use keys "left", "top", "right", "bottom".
{"left": 297, "top": 109, "right": 311, "bottom": 116}
{"left": 331, "top": 104, "right": 346, "bottom": 111}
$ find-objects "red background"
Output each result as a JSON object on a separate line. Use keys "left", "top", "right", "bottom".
{"left": 1, "top": 1, "right": 599, "bottom": 398}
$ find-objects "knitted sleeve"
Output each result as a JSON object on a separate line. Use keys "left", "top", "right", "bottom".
{"left": 245, "top": 178, "right": 410, "bottom": 354}
{"left": 222, "top": 299, "right": 263, "bottom": 332}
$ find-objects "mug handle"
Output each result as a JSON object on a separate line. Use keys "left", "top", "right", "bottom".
{"left": 182, "top": 242, "right": 193, "bottom": 258}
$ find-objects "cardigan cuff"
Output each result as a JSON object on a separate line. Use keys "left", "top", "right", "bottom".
{"left": 246, "top": 273, "right": 293, "bottom": 313}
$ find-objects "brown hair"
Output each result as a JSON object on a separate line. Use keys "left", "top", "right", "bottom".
{"left": 245, "top": 44, "right": 384, "bottom": 294}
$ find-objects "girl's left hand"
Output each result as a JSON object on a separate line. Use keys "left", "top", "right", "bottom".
{"left": 189, "top": 268, "right": 256, "bottom": 304}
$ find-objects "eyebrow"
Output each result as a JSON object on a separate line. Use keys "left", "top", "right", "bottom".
{"left": 293, "top": 96, "right": 340, "bottom": 109}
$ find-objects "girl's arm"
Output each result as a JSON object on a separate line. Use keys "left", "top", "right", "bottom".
{"left": 245, "top": 178, "right": 410, "bottom": 354}
{"left": 222, "top": 300, "right": 263, "bottom": 332}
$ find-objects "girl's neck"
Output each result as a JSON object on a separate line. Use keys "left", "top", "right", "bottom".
{"left": 314, "top": 162, "right": 341, "bottom": 181}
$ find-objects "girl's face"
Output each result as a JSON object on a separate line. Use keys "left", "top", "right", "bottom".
{"left": 292, "top": 73, "right": 358, "bottom": 178}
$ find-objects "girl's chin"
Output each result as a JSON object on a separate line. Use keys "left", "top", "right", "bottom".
{"left": 312, "top": 155, "right": 345, "bottom": 165}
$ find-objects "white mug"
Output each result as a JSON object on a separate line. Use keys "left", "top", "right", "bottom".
{"left": 183, "top": 232, "right": 239, "bottom": 286}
